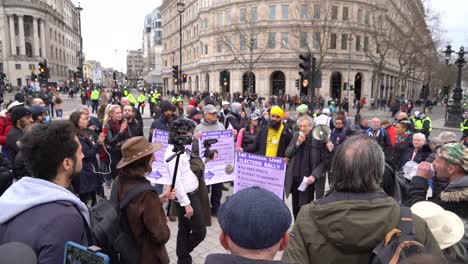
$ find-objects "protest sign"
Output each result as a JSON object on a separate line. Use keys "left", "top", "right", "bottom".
{"left": 147, "top": 129, "right": 171, "bottom": 185}
{"left": 199, "top": 130, "right": 235, "bottom": 185}
{"left": 234, "top": 151, "right": 286, "bottom": 199}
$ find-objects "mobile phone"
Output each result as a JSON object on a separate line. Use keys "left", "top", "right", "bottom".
{"left": 102, "top": 127, "right": 107, "bottom": 134}
{"left": 64, "top": 241, "right": 109, "bottom": 264}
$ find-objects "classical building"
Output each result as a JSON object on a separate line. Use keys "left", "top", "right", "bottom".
{"left": 160, "top": 0, "right": 433, "bottom": 100}
{"left": 83, "top": 59, "right": 93, "bottom": 83}
{"left": 0, "top": 0, "right": 81, "bottom": 89}
{"left": 142, "top": 7, "right": 163, "bottom": 85}
{"left": 126, "top": 49, "right": 144, "bottom": 87}
{"left": 87, "top": 60, "right": 103, "bottom": 85}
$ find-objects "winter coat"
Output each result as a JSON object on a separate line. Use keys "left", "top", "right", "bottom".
{"left": 245, "top": 123, "right": 292, "bottom": 157}
{"left": 284, "top": 131, "right": 332, "bottom": 199}
{"left": 5, "top": 126, "right": 23, "bottom": 162}
{"left": 205, "top": 254, "right": 287, "bottom": 264}
{"left": 0, "top": 177, "right": 91, "bottom": 264}
{"left": 74, "top": 135, "right": 102, "bottom": 194}
{"left": 385, "top": 125, "right": 396, "bottom": 147}
{"left": 406, "top": 175, "right": 468, "bottom": 219}
{"left": 0, "top": 115, "right": 13, "bottom": 146}
{"left": 195, "top": 118, "right": 226, "bottom": 132}
{"left": 224, "top": 112, "right": 246, "bottom": 131}
{"left": 398, "top": 144, "right": 431, "bottom": 171}
{"left": 281, "top": 191, "right": 441, "bottom": 264}
{"left": 52, "top": 94, "right": 64, "bottom": 110}
{"left": 118, "top": 175, "right": 170, "bottom": 264}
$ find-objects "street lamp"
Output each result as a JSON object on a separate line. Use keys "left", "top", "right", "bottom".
{"left": 77, "top": 3, "right": 83, "bottom": 91}
{"left": 177, "top": 1, "right": 185, "bottom": 92}
{"left": 443, "top": 45, "right": 467, "bottom": 127}
{"left": 347, "top": 34, "right": 353, "bottom": 99}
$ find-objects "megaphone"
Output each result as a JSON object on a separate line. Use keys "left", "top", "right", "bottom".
{"left": 312, "top": 125, "right": 331, "bottom": 141}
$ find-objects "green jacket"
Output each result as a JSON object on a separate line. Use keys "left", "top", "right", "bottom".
{"left": 282, "top": 192, "right": 441, "bottom": 264}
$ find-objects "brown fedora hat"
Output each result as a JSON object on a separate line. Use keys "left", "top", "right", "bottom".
{"left": 116, "top": 136, "right": 163, "bottom": 169}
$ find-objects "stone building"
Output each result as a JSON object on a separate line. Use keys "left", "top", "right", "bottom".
{"left": 126, "top": 49, "right": 144, "bottom": 87}
{"left": 0, "top": 0, "right": 81, "bottom": 89}
{"left": 160, "top": 0, "right": 434, "bottom": 100}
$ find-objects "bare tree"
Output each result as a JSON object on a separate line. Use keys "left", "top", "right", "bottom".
{"left": 217, "top": 8, "right": 268, "bottom": 94}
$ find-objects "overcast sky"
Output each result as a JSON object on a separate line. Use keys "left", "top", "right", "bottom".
{"left": 71, "top": 0, "right": 467, "bottom": 72}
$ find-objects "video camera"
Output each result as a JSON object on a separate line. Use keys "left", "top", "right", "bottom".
{"left": 203, "top": 138, "right": 218, "bottom": 159}
{"left": 168, "top": 118, "right": 196, "bottom": 146}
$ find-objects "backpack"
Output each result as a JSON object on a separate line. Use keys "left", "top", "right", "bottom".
{"left": 369, "top": 207, "right": 427, "bottom": 264}
{"left": 89, "top": 177, "right": 156, "bottom": 264}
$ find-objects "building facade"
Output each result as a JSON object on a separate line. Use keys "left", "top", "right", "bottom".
{"left": 0, "top": 0, "right": 81, "bottom": 89}
{"left": 160, "top": 0, "right": 433, "bottom": 100}
{"left": 142, "top": 7, "right": 163, "bottom": 85}
{"left": 126, "top": 49, "right": 144, "bottom": 87}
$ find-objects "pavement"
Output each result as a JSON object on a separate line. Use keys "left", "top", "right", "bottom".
{"left": 3, "top": 90, "right": 462, "bottom": 263}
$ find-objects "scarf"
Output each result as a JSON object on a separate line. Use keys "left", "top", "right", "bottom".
{"left": 108, "top": 119, "right": 123, "bottom": 134}
{"left": 396, "top": 130, "right": 411, "bottom": 145}
{"left": 266, "top": 123, "right": 284, "bottom": 157}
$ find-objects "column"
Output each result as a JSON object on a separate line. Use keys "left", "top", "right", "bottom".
{"left": 32, "top": 17, "right": 40, "bottom": 57}
{"left": 18, "top": 15, "right": 25, "bottom": 56}
{"left": 9, "top": 15, "right": 16, "bottom": 56}
{"left": 39, "top": 19, "right": 46, "bottom": 57}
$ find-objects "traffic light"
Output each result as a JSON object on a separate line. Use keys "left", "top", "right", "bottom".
{"left": 112, "top": 71, "right": 116, "bottom": 80}
{"left": 31, "top": 72, "right": 38, "bottom": 82}
{"left": 172, "top": 65, "right": 179, "bottom": 81}
{"left": 220, "top": 70, "right": 230, "bottom": 90}
{"left": 299, "top": 53, "right": 312, "bottom": 87}
{"left": 38, "top": 60, "right": 48, "bottom": 83}
{"left": 0, "top": 72, "right": 6, "bottom": 81}
{"left": 77, "top": 67, "right": 82, "bottom": 79}
{"left": 295, "top": 79, "right": 299, "bottom": 89}
{"left": 182, "top": 73, "right": 187, "bottom": 83}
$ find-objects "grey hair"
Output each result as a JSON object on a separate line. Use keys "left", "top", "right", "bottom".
{"left": 296, "top": 116, "right": 314, "bottom": 127}
{"left": 413, "top": 132, "right": 426, "bottom": 141}
{"left": 330, "top": 135, "right": 385, "bottom": 193}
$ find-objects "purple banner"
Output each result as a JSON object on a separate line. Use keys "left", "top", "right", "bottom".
{"left": 147, "top": 129, "right": 171, "bottom": 185}
{"left": 234, "top": 151, "right": 286, "bottom": 199}
{"left": 200, "top": 130, "right": 235, "bottom": 185}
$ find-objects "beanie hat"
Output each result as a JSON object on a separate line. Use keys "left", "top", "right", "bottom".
{"left": 270, "top": 106, "right": 284, "bottom": 119}
{"left": 297, "top": 104, "right": 308, "bottom": 114}
{"left": 160, "top": 101, "right": 174, "bottom": 113}
{"left": 10, "top": 106, "right": 32, "bottom": 124}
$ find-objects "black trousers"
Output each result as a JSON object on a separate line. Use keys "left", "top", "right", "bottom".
{"left": 210, "top": 183, "right": 222, "bottom": 213}
{"left": 176, "top": 191, "right": 206, "bottom": 264}
{"left": 291, "top": 180, "right": 314, "bottom": 219}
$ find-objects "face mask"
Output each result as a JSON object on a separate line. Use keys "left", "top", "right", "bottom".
{"left": 44, "top": 115, "right": 51, "bottom": 124}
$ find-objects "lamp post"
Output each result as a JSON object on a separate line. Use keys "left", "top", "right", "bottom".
{"left": 77, "top": 3, "right": 83, "bottom": 91}
{"left": 443, "top": 45, "right": 467, "bottom": 127}
{"left": 347, "top": 34, "right": 353, "bottom": 99}
{"left": 177, "top": 1, "right": 185, "bottom": 92}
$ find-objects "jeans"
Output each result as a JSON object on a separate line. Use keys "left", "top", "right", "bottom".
{"left": 176, "top": 191, "right": 206, "bottom": 264}
{"left": 56, "top": 109, "right": 63, "bottom": 117}
{"left": 210, "top": 183, "right": 223, "bottom": 213}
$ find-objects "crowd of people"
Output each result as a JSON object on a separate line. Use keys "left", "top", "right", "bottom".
{"left": 0, "top": 86, "right": 466, "bottom": 264}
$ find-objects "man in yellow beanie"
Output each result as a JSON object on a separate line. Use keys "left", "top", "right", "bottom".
{"left": 245, "top": 106, "right": 292, "bottom": 158}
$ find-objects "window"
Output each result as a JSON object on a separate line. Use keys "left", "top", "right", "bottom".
{"left": 341, "top": 34, "right": 348, "bottom": 50}
{"left": 357, "top": 9, "right": 363, "bottom": 23}
{"left": 281, "top": 5, "right": 289, "bottom": 19}
{"left": 251, "top": 34, "right": 258, "bottom": 49}
{"left": 301, "top": 4, "right": 308, "bottom": 18}
{"left": 332, "top": 6, "right": 338, "bottom": 20}
{"left": 356, "top": 35, "right": 361, "bottom": 51}
{"left": 365, "top": 10, "right": 370, "bottom": 25}
{"left": 29, "top": 64, "right": 35, "bottom": 70}
{"left": 268, "top": 32, "right": 276, "bottom": 49}
{"left": 225, "top": 10, "right": 231, "bottom": 25}
{"left": 313, "top": 4, "right": 321, "bottom": 19}
{"left": 17, "top": 78, "right": 22, "bottom": 86}
{"left": 300, "top": 32, "right": 307, "bottom": 49}
{"left": 217, "top": 13, "right": 223, "bottom": 27}
{"left": 364, "top": 36, "right": 369, "bottom": 51}
{"left": 15, "top": 64, "right": 21, "bottom": 70}
{"left": 217, "top": 39, "right": 223, "bottom": 53}
{"left": 240, "top": 8, "right": 246, "bottom": 23}
{"left": 240, "top": 34, "right": 247, "bottom": 50}
{"left": 330, "top": 33, "right": 337, "bottom": 49}
{"left": 281, "top": 32, "right": 288, "bottom": 48}
{"left": 343, "top": 7, "right": 349, "bottom": 21}
{"left": 313, "top": 32, "right": 320, "bottom": 49}
{"left": 251, "top": 7, "right": 258, "bottom": 22}
{"left": 204, "top": 45, "right": 208, "bottom": 54}
{"left": 269, "top": 5, "right": 276, "bottom": 20}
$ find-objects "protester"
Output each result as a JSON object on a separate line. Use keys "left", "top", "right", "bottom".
{"left": 236, "top": 112, "right": 260, "bottom": 153}
{"left": 123, "top": 104, "right": 143, "bottom": 137}
{"left": 189, "top": 108, "right": 203, "bottom": 125}
{"left": 205, "top": 187, "right": 291, "bottom": 264}
{"left": 284, "top": 116, "right": 333, "bottom": 218}
{"left": 224, "top": 102, "right": 246, "bottom": 132}
{"left": 117, "top": 136, "right": 176, "bottom": 264}
{"left": 30, "top": 105, "right": 50, "bottom": 124}
{"left": 314, "top": 108, "right": 332, "bottom": 127}
{"left": 365, "top": 117, "right": 393, "bottom": 157}
{"left": 282, "top": 135, "right": 440, "bottom": 263}
{"left": 69, "top": 111, "right": 105, "bottom": 206}
{"left": 104, "top": 105, "right": 130, "bottom": 179}
{"left": 0, "top": 121, "right": 91, "bottom": 264}
{"left": 149, "top": 100, "right": 175, "bottom": 140}
{"left": 249, "top": 106, "right": 292, "bottom": 158}
{"left": 5, "top": 106, "right": 32, "bottom": 162}
{"left": 330, "top": 117, "right": 347, "bottom": 146}
{"left": 381, "top": 119, "right": 396, "bottom": 147}
{"left": 398, "top": 133, "right": 431, "bottom": 171}
{"left": 121, "top": 97, "right": 144, "bottom": 136}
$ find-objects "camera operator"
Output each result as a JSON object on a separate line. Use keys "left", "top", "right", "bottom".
{"left": 165, "top": 118, "right": 212, "bottom": 264}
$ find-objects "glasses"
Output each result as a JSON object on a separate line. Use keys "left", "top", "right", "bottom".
{"left": 299, "top": 124, "right": 311, "bottom": 128}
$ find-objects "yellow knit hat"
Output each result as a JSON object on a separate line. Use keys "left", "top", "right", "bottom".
{"left": 270, "top": 106, "right": 284, "bottom": 119}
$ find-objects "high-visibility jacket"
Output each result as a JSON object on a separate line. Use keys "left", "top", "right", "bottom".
{"left": 413, "top": 116, "right": 432, "bottom": 131}
{"left": 123, "top": 89, "right": 129, "bottom": 97}
{"left": 150, "top": 93, "right": 157, "bottom": 104}
{"left": 461, "top": 119, "right": 468, "bottom": 133}
{"left": 91, "top": 90, "right": 100, "bottom": 100}
{"left": 128, "top": 94, "right": 137, "bottom": 105}
{"left": 137, "top": 94, "right": 146, "bottom": 103}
